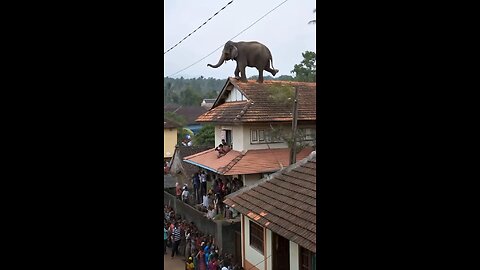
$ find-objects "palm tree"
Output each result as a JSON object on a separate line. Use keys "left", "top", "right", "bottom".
{"left": 308, "top": 8, "right": 316, "bottom": 24}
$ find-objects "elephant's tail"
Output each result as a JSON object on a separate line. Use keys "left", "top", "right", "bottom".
{"left": 269, "top": 56, "right": 276, "bottom": 70}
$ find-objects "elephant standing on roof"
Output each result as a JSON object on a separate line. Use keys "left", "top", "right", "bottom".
{"left": 207, "top": 41, "right": 279, "bottom": 83}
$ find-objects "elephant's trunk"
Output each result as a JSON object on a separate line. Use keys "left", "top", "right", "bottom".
{"left": 207, "top": 54, "right": 225, "bottom": 68}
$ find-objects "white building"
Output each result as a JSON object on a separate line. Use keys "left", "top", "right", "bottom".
{"left": 184, "top": 77, "right": 316, "bottom": 186}
{"left": 224, "top": 151, "right": 317, "bottom": 270}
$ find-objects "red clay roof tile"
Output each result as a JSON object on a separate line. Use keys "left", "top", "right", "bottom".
{"left": 183, "top": 147, "right": 314, "bottom": 175}
{"left": 224, "top": 152, "right": 317, "bottom": 253}
{"left": 196, "top": 78, "right": 316, "bottom": 123}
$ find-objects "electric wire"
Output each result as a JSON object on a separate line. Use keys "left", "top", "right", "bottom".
{"left": 164, "top": 0, "right": 234, "bottom": 55}
{"left": 166, "top": 0, "right": 288, "bottom": 78}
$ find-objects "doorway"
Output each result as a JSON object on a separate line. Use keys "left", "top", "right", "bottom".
{"left": 225, "top": 129, "right": 232, "bottom": 146}
{"left": 272, "top": 232, "right": 290, "bottom": 270}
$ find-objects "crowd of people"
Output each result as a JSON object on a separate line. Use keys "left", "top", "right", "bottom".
{"left": 164, "top": 205, "right": 244, "bottom": 270}
{"left": 186, "top": 170, "right": 243, "bottom": 220}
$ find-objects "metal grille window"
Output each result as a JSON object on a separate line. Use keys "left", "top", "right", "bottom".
{"left": 249, "top": 220, "right": 264, "bottom": 254}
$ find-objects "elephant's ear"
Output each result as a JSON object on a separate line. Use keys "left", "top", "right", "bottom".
{"left": 231, "top": 46, "right": 238, "bottom": 59}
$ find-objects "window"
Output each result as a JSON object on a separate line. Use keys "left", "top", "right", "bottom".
{"left": 249, "top": 220, "right": 264, "bottom": 254}
{"left": 251, "top": 130, "right": 258, "bottom": 142}
{"left": 258, "top": 130, "right": 265, "bottom": 142}
{"left": 251, "top": 129, "right": 283, "bottom": 144}
{"left": 300, "top": 128, "right": 316, "bottom": 141}
{"left": 300, "top": 247, "right": 315, "bottom": 270}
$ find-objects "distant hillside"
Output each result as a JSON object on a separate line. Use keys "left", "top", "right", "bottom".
{"left": 164, "top": 77, "right": 225, "bottom": 106}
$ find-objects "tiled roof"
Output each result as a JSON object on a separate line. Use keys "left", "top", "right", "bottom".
{"left": 196, "top": 78, "right": 316, "bottom": 123}
{"left": 183, "top": 148, "right": 242, "bottom": 174}
{"left": 164, "top": 104, "right": 208, "bottom": 125}
{"left": 224, "top": 152, "right": 316, "bottom": 253}
{"left": 164, "top": 118, "right": 180, "bottom": 129}
{"left": 183, "top": 147, "right": 314, "bottom": 175}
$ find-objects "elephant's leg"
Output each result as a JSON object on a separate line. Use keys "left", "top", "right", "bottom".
{"left": 257, "top": 68, "right": 264, "bottom": 83}
{"left": 265, "top": 66, "right": 278, "bottom": 76}
{"left": 234, "top": 65, "right": 240, "bottom": 79}
{"left": 239, "top": 63, "right": 248, "bottom": 82}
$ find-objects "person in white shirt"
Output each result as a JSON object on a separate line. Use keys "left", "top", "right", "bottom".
{"left": 182, "top": 186, "right": 190, "bottom": 204}
{"left": 206, "top": 206, "right": 215, "bottom": 219}
{"left": 202, "top": 194, "right": 209, "bottom": 209}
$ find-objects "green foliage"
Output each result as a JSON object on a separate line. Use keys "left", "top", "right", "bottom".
{"left": 164, "top": 77, "right": 224, "bottom": 105}
{"left": 177, "top": 128, "right": 190, "bottom": 143}
{"left": 193, "top": 124, "right": 215, "bottom": 147}
{"left": 276, "top": 75, "right": 295, "bottom": 81}
{"left": 291, "top": 51, "right": 316, "bottom": 82}
{"left": 179, "top": 86, "right": 203, "bottom": 106}
{"left": 267, "top": 85, "right": 295, "bottom": 109}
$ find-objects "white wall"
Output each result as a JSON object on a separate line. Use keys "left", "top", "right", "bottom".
{"left": 215, "top": 126, "right": 222, "bottom": 146}
{"left": 241, "top": 124, "right": 316, "bottom": 151}
{"left": 242, "top": 215, "right": 303, "bottom": 270}
{"left": 226, "top": 87, "right": 247, "bottom": 102}
{"left": 232, "top": 125, "right": 244, "bottom": 151}
{"left": 244, "top": 216, "right": 266, "bottom": 270}
{"left": 241, "top": 124, "right": 289, "bottom": 151}
{"left": 215, "top": 125, "right": 244, "bottom": 151}
{"left": 289, "top": 241, "right": 300, "bottom": 270}
{"left": 266, "top": 230, "right": 273, "bottom": 270}
{"left": 215, "top": 123, "right": 315, "bottom": 152}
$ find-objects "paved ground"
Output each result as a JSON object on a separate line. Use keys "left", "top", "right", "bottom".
{"left": 164, "top": 245, "right": 186, "bottom": 270}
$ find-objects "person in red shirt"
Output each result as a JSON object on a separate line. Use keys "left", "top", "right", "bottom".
{"left": 175, "top": 182, "right": 182, "bottom": 200}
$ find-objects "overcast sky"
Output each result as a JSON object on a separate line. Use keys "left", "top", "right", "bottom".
{"left": 164, "top": 0, "right": 316, "bottom": 79}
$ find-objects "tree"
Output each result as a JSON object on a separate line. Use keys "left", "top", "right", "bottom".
{"left": 276, "top": 75, "right": 295, "bottom": 81}
{"left": 291, "top": 51, "right": 316, "bottom": 82}
{"left": 164, "top": 112, "right": 186, "bottom": 127}
{"left": 193, "top": 124, "right": 215, "bottom": 147}
{"left": 179, "top": 86, "right": 203, "bottom": 106}
{"left": 308, "top": 8, "right": 316, "bottom": 24}
{"left": 267, "top": 85, "right": 295, "bottom": 109}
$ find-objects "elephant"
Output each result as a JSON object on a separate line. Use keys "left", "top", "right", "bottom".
{"left": 207, "top": 41, "right": 279, "bottom": 83}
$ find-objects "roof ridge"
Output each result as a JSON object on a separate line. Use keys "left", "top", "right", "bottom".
{"left": 233, "top": 101, "right": 253, "bottom": 121}
{"left": 217, "top": 151, "right": 246, "bottom": 174}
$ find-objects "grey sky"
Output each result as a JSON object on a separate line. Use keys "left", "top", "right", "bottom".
{"left": 164, "top": 0, "right": 316, "bottom": 79}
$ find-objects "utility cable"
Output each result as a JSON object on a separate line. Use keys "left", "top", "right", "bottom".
{"left": 164, "top": 0, "right": 234, "bottom": 55}
{"left": 166, "top": 0, "right": 288, "bottom": 77}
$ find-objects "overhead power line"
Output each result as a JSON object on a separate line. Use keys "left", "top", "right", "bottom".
{"left": 167, "top": 0, "right": 288, "bottom": 78}
{"left": 164, "top": 0, "right": 234, "bottom": 55}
